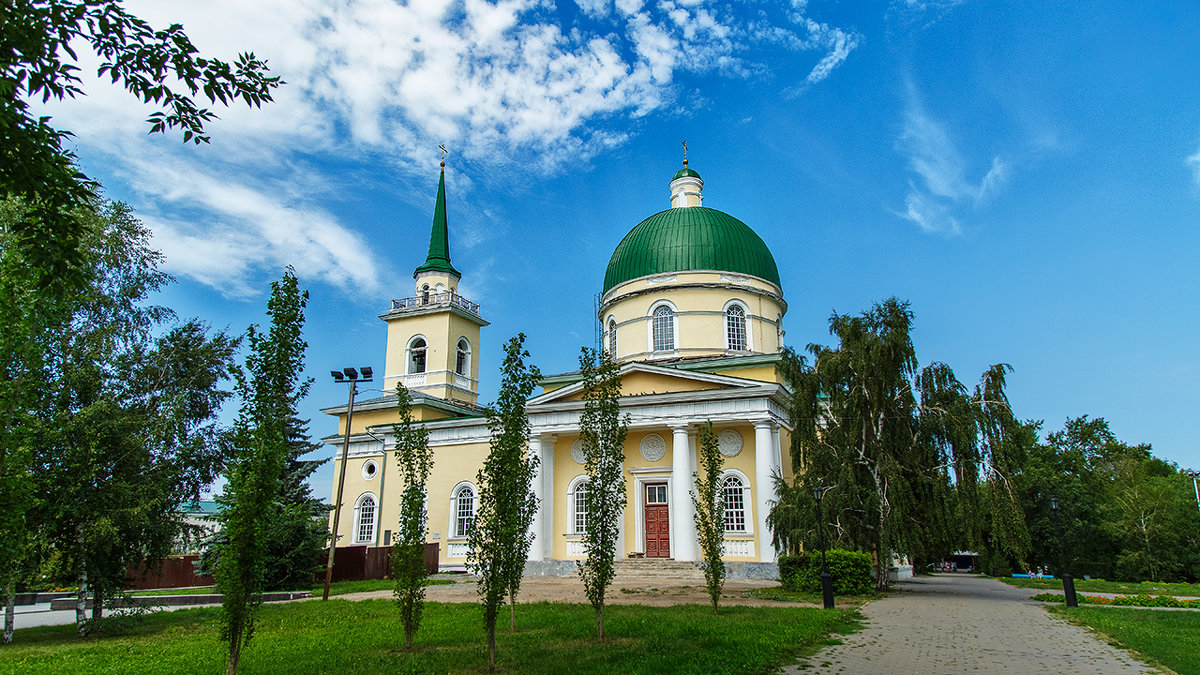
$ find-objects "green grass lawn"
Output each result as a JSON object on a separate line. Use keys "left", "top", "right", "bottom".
{"left": 998, "top": 577, "right": 1200, "bottom": 597}
{"left": 1050, "top": 606, "right": 1200, "bottom": 675}
{"left": 0, "top": 599, "right": 859, "bottom": 674}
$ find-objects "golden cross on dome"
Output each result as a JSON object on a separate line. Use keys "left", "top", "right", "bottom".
{"left": 439, "top": 144, "right": 448, "bottom": 167}
{"left": 682, "top": 140, "right": 688, "bottom": 166}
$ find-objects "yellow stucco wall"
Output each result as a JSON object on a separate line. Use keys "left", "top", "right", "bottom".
{"left": 381, "top": 308, "right": 482, "bottom": 404}
{"left": 600, "top": 272, "right": 785, "bottom": 363}
{"left": 549, "top": 425, "right": 763, "bottom": 562}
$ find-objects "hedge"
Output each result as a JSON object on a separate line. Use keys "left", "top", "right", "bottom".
{"left": 778, "top": 549, "right": 873, "bottom": 596}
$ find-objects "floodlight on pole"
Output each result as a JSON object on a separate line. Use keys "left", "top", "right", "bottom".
{"left": 1186, "top": 470, "right": 1200, "bottom": 516}
{"left": 322, "top": 365, "right": 373, "bottom": 601}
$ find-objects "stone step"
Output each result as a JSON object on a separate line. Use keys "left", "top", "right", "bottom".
{"left": 612, "top": 559, "right": 704, "bottom": 581}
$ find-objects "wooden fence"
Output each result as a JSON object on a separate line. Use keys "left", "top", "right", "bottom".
{"left": 124, "top": 544, "right": 440, "bottom": 590}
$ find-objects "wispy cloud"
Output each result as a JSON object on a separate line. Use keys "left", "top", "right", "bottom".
{"left": 895, "top": 84, "right": 1007, "bottom": 235}
{"left": 36, "top": 0, "right": 861, "bottom": 296}
{"left": 1187, "top": 147, "right": 1200, "bottom": 186}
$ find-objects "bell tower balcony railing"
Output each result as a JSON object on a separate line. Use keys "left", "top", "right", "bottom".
{"left": 390, "top": 290, "right": 481, "bottom": 318}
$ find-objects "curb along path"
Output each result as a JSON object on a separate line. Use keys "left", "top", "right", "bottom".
{"left": 789, "top": 574, "right": 1158, "bottom": 674}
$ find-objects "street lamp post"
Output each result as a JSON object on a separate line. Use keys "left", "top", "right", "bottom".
{"left": 322, "top": 366, "right": 373, "bottom": 601}
{"left": 1049, "top": 497, "right": 1078, "bottom": 608}
{"left": 812, "top": 486, "right": 835, "bottom": 610}
{"left": 1186, "top": 470, "right": 1200, "bottom": 516}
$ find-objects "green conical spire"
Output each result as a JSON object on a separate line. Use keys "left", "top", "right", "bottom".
{"left": 414, "top": 165, "right": 461, "bottom": 279}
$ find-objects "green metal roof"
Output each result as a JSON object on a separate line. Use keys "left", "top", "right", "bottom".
{"left": 603, "top": 206, "right": 781, "bottom": 293}
{"left": 414, "top": 168, "right": 461, "bottom": 278}
{"left": 672, "top": 166, "right": 702, "bottom": 180}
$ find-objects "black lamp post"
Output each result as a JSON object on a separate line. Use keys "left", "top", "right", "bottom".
{"left": 812, "top": 486, "right": 835, "bottom": 610}
{"left": 1049, "top": 497, "right": 1078, "bottom": 608}
{"left": 323, "top": 366, "right": 373, "bottom": 601}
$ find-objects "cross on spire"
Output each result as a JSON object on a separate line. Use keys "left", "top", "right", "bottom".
{"left": 682, "top": 140, "right": 688, "bottom": 167}
{"left": 439, "top": 143, "right": 448, "bottom": 167}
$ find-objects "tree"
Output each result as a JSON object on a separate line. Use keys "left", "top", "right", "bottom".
{"left": 391, "top": 383, "right": 432, "bottom": 651}
{"left": 775, "top": 298, "right": 1026, "bottom": 589}
{"left": 577, "top": 347, "right": 627, "bottom": 641}
{"left": 468, "top": 334, "right": 540, "bottom": 670}
{"left": 15, "top": 200, "right": 237, "bottom": 636}
{"left": 692, "top": 423, "right": 725, "bottom": 614}
{"left": 216, "top": 268, "right": 308, "bottom": 675}
{"left": 2, "top": 0, "right": 281, "bottom": 290}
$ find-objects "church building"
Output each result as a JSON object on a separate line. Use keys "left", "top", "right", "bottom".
{"left": 323, "top": 155, "right": 794, "bottom": 572}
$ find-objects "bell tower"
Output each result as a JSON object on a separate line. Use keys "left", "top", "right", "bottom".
{"left": 381, "top": 156, "right": 488, "bottom": 404}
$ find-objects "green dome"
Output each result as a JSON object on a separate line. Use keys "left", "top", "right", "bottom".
{"left": 672, "top": 166, "right": 702, "bottom": 180}
{"left": 603, "top": 206, "right": 781, "bottom": 293}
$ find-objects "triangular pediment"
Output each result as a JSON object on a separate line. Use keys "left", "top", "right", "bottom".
{"left": 529, "top": 362, "right": 760, "bottom": 406}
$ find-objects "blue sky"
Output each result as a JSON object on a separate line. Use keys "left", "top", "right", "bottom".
{"left": 40, "top": 0, "right": 1200, "bottom": 500}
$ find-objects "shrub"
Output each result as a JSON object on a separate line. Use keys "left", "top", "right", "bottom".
{"left": 778, "top": 550, "right": 872, "bottom": 596}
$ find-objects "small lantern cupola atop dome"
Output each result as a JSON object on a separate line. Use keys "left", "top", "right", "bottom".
{"left": 669, "top": 142, "right": 703, "bottom": 208}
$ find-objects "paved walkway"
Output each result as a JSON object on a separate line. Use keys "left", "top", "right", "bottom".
{"left": 789, "top": 574, "right": 1160, "bottom": 674}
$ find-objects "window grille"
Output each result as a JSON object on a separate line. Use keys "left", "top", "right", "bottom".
{"left": 726, "top": 305, "right": 747, "bottom": 351}
{"left": 652, "top": 306, "right": 674, "bottom": 351}
{"left": 455, "top": 486, "right": 475, "bottom": 537}
{"left": 607, "top": 319, "right": 617, "bottom": 356}
{"left": 722, "top": 476, "right": 746, "bottom": 532}
{"left": 357, "top": 495, "right": 376, "bottom": 543}
{"left": 574, "top": 482, "right": 588, "bottom": 534}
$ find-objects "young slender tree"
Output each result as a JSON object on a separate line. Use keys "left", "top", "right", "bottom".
{"left": 391, "top": 383, "right": 432, "bottom": 650}
{"left": 577, "top": 347, "right": 627, "bottom": 641}
{"left": 468, "top": 334, "right": 540, "bottom": 670}
{"left": 216, "top": 269, "right": 309, "bottom": 674}
{"left": 692, "top": 423, "right": 726, "bottom": 614}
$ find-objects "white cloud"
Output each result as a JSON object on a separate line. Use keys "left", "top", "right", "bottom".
{"left": 1188, "top": 148, "right": 1200, "bottom": 186}
{"left": 33, "top": 0, "right": 861, "bottom": 295}
{"left": 895, "top": 84, "right": 1007, "bottom": 235}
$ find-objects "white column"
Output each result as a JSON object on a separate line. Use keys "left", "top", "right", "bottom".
{"left": 540, "top": 436, "right": 555, "bottom": 560}
{"left": 528, "top": 435, "right": 544, "bottom": 561}
{"left": 670, "top": 424, "right": 697, "bottom": 561}
{"left": 754, "top": 420, "right": 778, "bottom": 561}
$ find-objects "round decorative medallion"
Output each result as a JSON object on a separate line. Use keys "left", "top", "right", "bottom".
{"left": 570, "top": 439, "right": 585, "bottom": 465}
{"left": 640, "top": 433, "right": 666, "bottom": 462}
{"left": 718, "top": 429, "right": 743, "bottom": 457}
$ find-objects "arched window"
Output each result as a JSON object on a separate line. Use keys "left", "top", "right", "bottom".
{"left": 421, "top": 284, "right": 430, "bottom": 304}
{"left": 722, "top": 475, "right": 747, "bottom": 533}
{"left": 452, "top": 484, "right": 476, "bottom": 538}
{"left": 408, "top": 337, "right": 427, "bottom": 374}
{"left": 569, "top": 477, "right": 589, "bottom": 534}
{"left": 456, "top": 338, "right": 471, "bottom": 376}
{"left": 652, "top": 305, "right": 675, "bottom": 351}
{"left": 355, "top": 493, "right": 377, "bottom": 543}
{"left": 607, "top": 318, "right": 617, "bottom": 356}
{"left": 726, "top": 304, "right": 747, "bottom": 351}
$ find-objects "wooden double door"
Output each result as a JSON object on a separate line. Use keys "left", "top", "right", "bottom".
{"left": 644, "top": 483, "right": 670, "bottom": 558}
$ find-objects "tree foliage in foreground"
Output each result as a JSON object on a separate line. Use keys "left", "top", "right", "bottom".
{"left": 469, "top": 334, "right": 540, "bottom": 670}
{"left": 577, "top": 347, "right": 628, "bottom": 641}
{"left": 216, "top": 269, "right": 308, "bottom": 675}
{"left": 2, "top": 0, "right": 281, "bottom": 289}
{"left": 692, "top": 423, "right": 726, "bottom": 614}
{"left": 773, "top": 297, "right": 1027, "bottom": 590}
{"left": 391, "top": 383, "right": 432, "bottom": 651}
{"left": 6, "top": 199, "right": 236, "bottom": 637}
